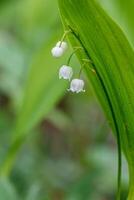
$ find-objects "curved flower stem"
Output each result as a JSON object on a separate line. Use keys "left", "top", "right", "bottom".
{"left": 117, "top": 140, "right": 122, "bottom": 200}
{"left": 59, "top": 30, "right": 72, "bottom": 47}
{"left": 78, "top": 59, "right": 96, "bottom": 78}
{"left": 78, "top": 63, "right": 85, "bottom": 78}
{"left": 67, "top": 47, "right": 83, "bottom": 66}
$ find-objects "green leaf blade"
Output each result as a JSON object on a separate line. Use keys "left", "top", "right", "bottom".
{"left": 58, "top": 0, "right": 134, "bottom": 198}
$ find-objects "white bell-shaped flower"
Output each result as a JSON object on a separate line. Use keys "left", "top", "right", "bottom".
{"left": 59, "top": 65, "right": 73, "bottom": 80}
{"left": 56, "top": 41, "right": 68, "bottom": 52}
{"left": 51, "top": 46, "right": 64, "bottom": 58}
{"left": 68, "top": 79, "right": 85, "bottom": 93}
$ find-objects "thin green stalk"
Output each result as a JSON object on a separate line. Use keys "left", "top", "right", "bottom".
{"left": 59, "top": 30, "right": 72, "bottom": 47}
{"left": 117, "top": 133, "right": 122, "bottom": 200}
{"left": 78, "top": 62, "right": 86, "bottom": 78}
{"left": 0, "top": 137, "right": 25, "bottom": 177}
{"left": 67, "top": 47, "right": 82, "bottom": 66}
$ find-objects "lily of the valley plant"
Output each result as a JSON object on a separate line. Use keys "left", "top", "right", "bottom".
{"left": 57, "top": 0, "right": 134, "bottom": 200}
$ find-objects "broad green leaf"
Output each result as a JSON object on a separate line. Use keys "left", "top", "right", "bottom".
{"left": 58, "top": 0, "right": 134, "bottom": 199}
{"left": 19, "top": 0, "right": 60, "bottom": 46}
{"left": 20, "top": 0, "right": 59, "bottom": 30}
{"left": 14, "top": 32, "right": 70, "bottom": 137}
{"left": 0, "top": 0, "right": 74, "bottom": 178}
{"left": 99, "top": 0, "right": 134, "bottom": 47}
{"left": 0, "top": 32, "right": 70, "bottom": 176}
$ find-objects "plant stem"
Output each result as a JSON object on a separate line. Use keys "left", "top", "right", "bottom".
{"left": 59, "top": 30, "right": 72, "bottom": 46}
{"left": 67, "top": 47, "right": 82, "bottom": 65}
{"left": 127, "top": 166, "right": 134, "bottom": 200}
{"left": 0, "top": 137, "right": 24, "bottom": 177}
{"left": 116, "top": 138, "right": 122, "bottom": 200}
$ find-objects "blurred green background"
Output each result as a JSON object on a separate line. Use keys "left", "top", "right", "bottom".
{"left": 0, "top": 0, "right": 133, "bottom": 199}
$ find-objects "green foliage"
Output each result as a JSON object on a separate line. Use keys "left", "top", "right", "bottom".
{"left": 0, "top": 178, "right": 18, "bottom": 200}
{"left": 58, "top": 0, "right": 134, "bottom": 199}
{"left": 0, "top": 0, "right": 134, "bottom": 199}
{"left": 0, "top": 0, "right": 70, "bottom": 177}
{"left": 0, "top": 35, "right": 69, "bottom": 175}
{"left": 14, "top": 36, "right": 68, "bottom": 137}
{"left": 99, "top": 0, "right": 134, "bottom": 47}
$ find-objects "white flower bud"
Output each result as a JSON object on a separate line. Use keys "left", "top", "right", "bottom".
{"left": 68, "top": 79, "right": 85, "bottom": 93}
{"left": 59, "top": 65, "right": 73, "bottom": 80}
{"left": 56, "top": 41, "right": 68, "bottom": 52}
{"left": 51, "top": 46, "right": 64, "bottom": 58}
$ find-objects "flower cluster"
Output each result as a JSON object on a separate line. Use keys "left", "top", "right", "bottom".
{"left": 51, "top": 39, "right": 85, "bottom": 93}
